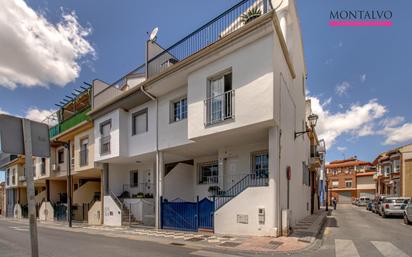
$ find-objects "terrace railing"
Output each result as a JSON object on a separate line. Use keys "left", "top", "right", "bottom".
{"left": 147, "top": 0, "right": 269, "bottom": 78}
{"left": 49, "top": 106, "right": 91, "bottom": 138}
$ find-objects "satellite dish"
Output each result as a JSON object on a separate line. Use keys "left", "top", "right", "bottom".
{"left": 149, "top": 27, "right": 158, "bottom": 42}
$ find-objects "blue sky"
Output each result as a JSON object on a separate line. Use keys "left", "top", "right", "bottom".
{"left": 0, "top": 0, "right": 411, "bottom": 182}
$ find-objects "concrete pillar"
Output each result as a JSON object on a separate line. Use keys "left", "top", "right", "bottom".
{"left": 102, "top": 163, "right": 109, "bottom": 196}
{"left": 268, "top": 126, "right": 281, "bottom": 236}
{"left": 155, "top": 151, "right": 164, "bottom": 229}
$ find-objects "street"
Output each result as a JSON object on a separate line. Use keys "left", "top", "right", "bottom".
{"left": 0, "top": 204, "right": 411, "bottom": 257}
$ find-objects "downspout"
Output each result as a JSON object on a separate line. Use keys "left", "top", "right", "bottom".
{"left": 140, "top": 85, "right": 160, "bottom": 228}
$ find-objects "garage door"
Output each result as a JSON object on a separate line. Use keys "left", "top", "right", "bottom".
{"left": 338, "top": 191, "right": 352, "bottom": 204}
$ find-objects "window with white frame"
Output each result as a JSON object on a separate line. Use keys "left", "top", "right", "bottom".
{"left": 252, "top": 151, "right": 268, "bottom": 178}
{"left": 393, "top": 159, "right": 400, "bottom": 172}
{"left": 198, "top": 161, "right": 218, "bottom": 184}
{"left": 345, "top": 179, "right": 352, "bottom": 188}
{"left": 332, "top": 180, "right": 339, "bottom": 188}
{"left": 171, "top": 97, "right": 187, "bottom": 122}
{"left": 206, "top": 71, "right": 233, "bottom": 125}
{"left": 132, "top": 108, "right": 148, "bottom": 135}
{"left": 100, "top": 120, "right": 111, "bottom": 155}
{"left": 130, "top": 170, "right": 138, "bottom": 188}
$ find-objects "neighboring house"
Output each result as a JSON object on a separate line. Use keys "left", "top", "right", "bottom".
{"left": 89, "top": 0, "right": 315, "bottom": 236}
{"left": 374, "top": 144, "right": 412, "bottom": 197}
{"left": 40, "top": 86, "right": 102, "bottom": 223}
{"left": 326, "top": 157, "right": 375, "bottom": 203}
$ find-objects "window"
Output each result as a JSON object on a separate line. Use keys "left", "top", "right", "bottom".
{"left": 332, "top": 180, "right": 339, "bottom": 188}
{"left": 80, "top": 137, "right": 88, "bottom": 166}
{"left": 206, "top": 71, "right": 233, "bottom": 125}
{"left": 58, "top": 149, "right": 64, "bottom": 164}
{"left": 130, "top": 170, "right": 138, "bottom": 188}
{"left": 199, "top": 162, "right": 218, "bottom": 184}
{"left": 132, "top": 108, "right": 148, "bottom": 135}
{"left": 41, "top": 158, "right": 46, "bottom": 175}
{"left": 171, "top": 97, "right": 187, "bottom": 122}
{"left": 12, "top": 168, "right": 16, "bottom": 185}
{"left": 252, "top": 151, "right": 268, "bottom": 178}
{"left": 100, "top": 120, "right": 111, "bottom": 154}
{"left": 6, "top": 169, "right": 9, "bottom": 186}
{"left": 345, "top": 179, "right": 352, "bottom": 188}
{"left": 393, "top": 160, "right": 400, "bottom": 172}
{"left": 302, "top": 162, "right": 309, "bottom": 186}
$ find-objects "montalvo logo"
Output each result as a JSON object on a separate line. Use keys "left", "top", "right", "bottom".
{"left": 329, "top": 10, "right": 393, "bottom": 27}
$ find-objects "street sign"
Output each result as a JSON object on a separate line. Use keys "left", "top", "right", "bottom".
{"left": 0, "top": 114, "right": 50, "bottom": 157}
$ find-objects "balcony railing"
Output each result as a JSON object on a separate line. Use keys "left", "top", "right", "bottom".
{"left": 49, "top": 106, "right": 91, "bottom": 138}
{"left": 100, "top": 136, "right": 111, "bottom": 155}
{"left": 147, "top": 0, "right": 269, "bottom": 78}
{"left": 204, "top": 90, "right": 234, "bottom": 126}
{"left": 79, "top": 149, "right": 88, "bottom": 167}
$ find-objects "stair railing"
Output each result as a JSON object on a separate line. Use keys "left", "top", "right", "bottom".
{"left": 213, "top": 172, "right": 268, "bottom": 210}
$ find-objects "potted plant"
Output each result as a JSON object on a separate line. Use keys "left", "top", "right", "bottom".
{"left": 136, "top": 192, "right": 144, "bottom": 198}
{"left": 241, "top": 7, "right": 262, "bottom": 24}
{"left": 208, "top": 185, "right": 221, "bottom": 196}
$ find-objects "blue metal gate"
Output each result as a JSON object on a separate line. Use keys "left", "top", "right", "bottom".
{"left": 198, "top": 198, "right": 214, "bottom": 230}
{"left": 161, "top": 197, "right": 214, "bottom": 232}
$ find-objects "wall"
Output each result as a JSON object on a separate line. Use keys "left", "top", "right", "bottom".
{"left": 108, "top": 163, "right": 154, "bottom": 196}
{"left": 215, "top": 187, "right": 274, "bottom": 236}
{"left": 73, "top": 181, "right": 100, "bottom": 204}
{"left": 103, "top": 195, "right": 122, "bottom": 226}
{"left": 187, "top": 34, "right": 274, "bottom": 140}
{"left": 49, "top": 180, "right": 66, "bottom": 203}
{"left": 164, "top": 163, "right": 194, "bottom": 202}
{"left": 356, "top": 176, "right": 375, "bottom": 190}
{"left": 88, "top": 201, "right": 102, "bottom": 225}
{"left": 38, "top": 201, "right": 54, "bottom": 221}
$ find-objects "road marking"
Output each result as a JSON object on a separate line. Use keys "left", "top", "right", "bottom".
{"left": 190, "top": 250, "right": 241, "bottom": 257}
{"left": 371, "top": 241, "right": 409, "bottom": 257}
{"left": 9, "top": 226, "right": 29, "bottom": 232}
{"left": 335, "top": 239, "right": 360, "bottom": 257}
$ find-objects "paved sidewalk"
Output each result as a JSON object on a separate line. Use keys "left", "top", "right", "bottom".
{"left": 1, "top": 210, "right": 327, "bottom": 254}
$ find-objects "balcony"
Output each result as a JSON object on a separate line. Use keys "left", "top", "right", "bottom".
{"left": 204, "top": 90, "right": 235, "bottom": 126}
{"left": 49, "top": 107, "right": 91, "bottom": 138}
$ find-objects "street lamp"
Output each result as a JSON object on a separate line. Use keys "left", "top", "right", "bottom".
{"left": 295, "top": 113, "right": 319, "bottom": 139}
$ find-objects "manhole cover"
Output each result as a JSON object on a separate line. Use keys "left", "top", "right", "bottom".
{"left": 186, "top": 237, "right": 204, "bottom": 242}
{"left": 219, "top": 242, "right": 241, "bottom": 247}
{"left": 170, "top": 242, "right": 185, "bottom": 246}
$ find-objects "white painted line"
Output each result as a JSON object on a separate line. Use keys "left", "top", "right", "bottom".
{"left": 335, "top": 239, "right": 360, "bottom": 257}
{"left": 190, "top": 250, "right": 241, "bottom": 257}
{"left": 371, "top": 241, "right": 409, "bottom": 257}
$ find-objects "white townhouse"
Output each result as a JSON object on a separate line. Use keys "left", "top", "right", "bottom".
{"left": 89, "top": 0, "right": 317, "bottom": 236}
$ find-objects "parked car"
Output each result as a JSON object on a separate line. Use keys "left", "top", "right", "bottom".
{"left": 380, "top": 197, "right": 411, "bottom": 218}
{"left": 357, "top": 197, "right": 371, "bottom": 207}
{"left": 404, "top": 201, "right": 412, "bottom": 225}
{"left": 352, "top": 198, "right": 359, "bottom": 205}
{"left": 374, "top": 195, "right": 386, "bottom": 215}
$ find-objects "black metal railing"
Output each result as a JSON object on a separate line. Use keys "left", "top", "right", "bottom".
{"left": 147, "top": 0, "right": 268, "bottom": 78}
{"left": 204, "top": 90, "right": 235, "bottom": 126}
{"left": 213, "top": 173, "right": 268, "bottom": 210}
{"left": 80, "top": 149, "right": 88, "bottom": 167}
{"left": 100, "top": 136, "right": 111, "bottom": 155}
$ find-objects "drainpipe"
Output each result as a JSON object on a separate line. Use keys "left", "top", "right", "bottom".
{"left": 140, "top": 85, "right": 161, "bottom": 228}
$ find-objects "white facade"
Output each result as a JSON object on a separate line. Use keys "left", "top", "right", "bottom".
{"left": 91, "top": 0, "right": 312, "bottom": 236}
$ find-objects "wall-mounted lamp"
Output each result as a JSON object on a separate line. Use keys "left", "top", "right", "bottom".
{"left": 294, "top": 114, "right": 318, "bottom": 139}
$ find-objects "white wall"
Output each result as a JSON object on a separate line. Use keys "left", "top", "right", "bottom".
{"left": 164, "top": 163, "right": 194, "bottom": 202}
{"left": 108, "top": 163, "right": 154, "bottom": 196}
{"left": 103, "top": 196, "right": 122, "bottom": 226}
{"left": 88, "top": 201, "right": 102, "bottom": 225}
{"left": 39, "top": 201, "right": 54, "bottom": 221}
{"left": 187, "top": 34, "right": 274, "bottom": 140}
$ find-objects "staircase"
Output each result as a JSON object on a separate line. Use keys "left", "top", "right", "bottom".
{"left": 213, "top": 173, "right": 268, "bottom": 210}
{"left": 120, "top": 200, "right": 140, "bottom": 226}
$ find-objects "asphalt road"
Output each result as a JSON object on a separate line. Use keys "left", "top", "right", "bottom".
{"left": 1, "top": 205, "right": 411, "bottom": 257}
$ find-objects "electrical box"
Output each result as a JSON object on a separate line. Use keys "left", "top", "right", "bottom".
{"left": 258, "top": 208, "right": 265, "bottom": 225}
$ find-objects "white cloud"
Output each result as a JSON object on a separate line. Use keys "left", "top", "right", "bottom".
{"left": 309, "top": 97, "right": 386, "bottom": 149}
{"left": 379, "top": 116, "right": 405, "bottom": 128}
{"left": 360, "top": 74, "right": 367, "bottom": 83}
{"left": 0, "top": 1, "right": 95, "bottom": 89}
{"left": 355, "top": 124, "right": 375, "bottom": 137}
{"left": 382, "top": 123, "right": 412, "bottom": 145}
{"left": 335, "top": 81, "right": 350, "bottom": 96}
{"left": 0, "top": 108, "right": 9, "bottom": 115}
{"left": 337, "top": 146, "right": 347, "bottom": 152}
{"left": 25, "top": 107, "right": 56, "bottom": 124}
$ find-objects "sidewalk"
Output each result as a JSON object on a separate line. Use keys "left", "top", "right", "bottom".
{"left": 1, "top": 210, "right": 327, "bottom": 254}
